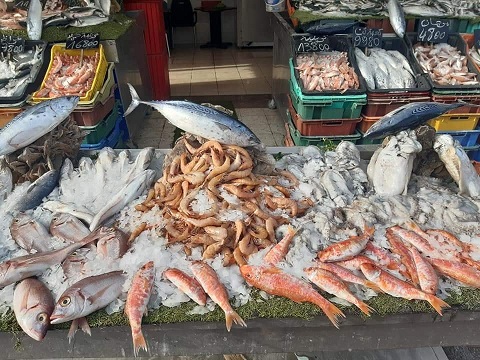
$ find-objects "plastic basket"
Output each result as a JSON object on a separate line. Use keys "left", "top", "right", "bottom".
{"left": 428, "top": 113, "right": 480, "bottom": 131}
{"left": 357, "top": 131, "right": 383, "bottom": 145}
{"left": 287, "top": 111, "right": 362, "bottom": 146}
{"left": 80, "top": 102, "right": 119, "bottom": 144}
{"left": 431, "top": 92, "right": 480, "bottom": 115}
{"left": 407, "top": 33, "right": 480, "bottom": 93}
{"left": 354, "top": 34, "right": 432, "bottom": 94}
{"left": 358, "top": 115, "right": 380, "bottom": 133}
{"left": 362, "top": 94, "right": 431, "bottom": 117}
{"left": 287, "top": 94, "right": 360, "bottom": 136}
{"left": 80, "top": 114, "right": 122, "bottom": 150}
{"left": 0, "top": 108, "right": 23, "bottom": 128}
{"left": 73, "top": 88, "right": 115, "bottom": 127}
{"left": 291, "top": 35, "right": 367, "bottom": 96}
{"left": 32, "top": 44, "right": 108, "bottom": 103}
{"left": 365, "top": 18, "right": 416, "bottom": 34}
{"left": 470, "top": 149, "right": 480, "bottom": 162}
{"left": 437, "top": 130, "right": 480, "bottom": 147}
{"left": 289, "top": 80, "right": 367, "bottom": 119}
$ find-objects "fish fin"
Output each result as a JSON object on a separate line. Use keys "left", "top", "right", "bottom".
{"left": 132, "top": 329, "right": 148, "bottom": 357}
{"left": 427, "top": 295, "right": 450, "bottom": 316}
{"left": 124, "top": 83, "right": 141, "bottom": 116}
{"left": 363, "top": 225, "right": 375, "bottom": 238}
{"left": 320, "top": 302, "right": 345, "bottom": 329}
{"left": 365, "top": 280, "right": 384, "bottom": 293}
{"left": 67, "top": 317, "right": 91, "bottom": 343}
{"left": 78, "top": 316, "right": 91, "bottom": 336}
{"left": 225, "top": 310, "right": 247, "bottom": 332}
{"left": 355, "top": 300, "right": 375, "bottom": 316}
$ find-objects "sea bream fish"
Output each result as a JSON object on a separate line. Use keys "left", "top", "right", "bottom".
{"left": 363, "top": 102, "right": 466, "bottom": 139}
{"left": 10, "top": 213, "right": 52, "bottom": 253}
{"left": 27, "top": 0, "right": 42, "bottom": 40}
{"left": 124, "top": 84, "right": 267, "bottom": 151}
{"left": 13, "top": 278, "right": 54, "bottom": 341}
{"left": 0, "top": 96, "right": 79, "bottom": 156}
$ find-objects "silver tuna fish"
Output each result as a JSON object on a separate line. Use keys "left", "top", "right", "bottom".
{"left": 0, "top": 96, "right": 79, "bottom": 156}
{"left": 50, "top": 271, "right": 125, "bottom": 340}
{"left": 13, "top": 278, "right": 54, "bottom": 341}
{"left": 387, "top": 0, "right": 406, "bottom": 38}
{"left": 0, "top": 227, "right": 111, "bottom": 288}
{"left": 10, "top": 213, "right": 52, "bottom": 253}
{"left": 27, "top": 0, "right": 42, "bottom": 40}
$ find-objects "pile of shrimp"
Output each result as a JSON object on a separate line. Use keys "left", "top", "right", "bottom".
{"left": 35, "top": 52, "right": 100, "bottom": 98}
{"left": 134, "top": 139, "right": 312, "bottom": 266}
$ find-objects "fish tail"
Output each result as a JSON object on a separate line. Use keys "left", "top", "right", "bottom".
{"left": 365, "top": 280, "right": 384, "bottom": 293}
{"left": 132, "top": 329, "right": 148, "bottom": 357}
{"left": 426, "top": 294, "right": 450, "bottom": 316}
{"left": 364, "top": 224, "right": 375, "bottom": 237}
{"left": 315, "top": 299, "right": 345, "bottom": 329}
{"left": 225, "top": 310, "right": 247, "bottom": 332}
{"left": 355, "top": 299, "right": 375, "bottom": 316}
{"left": 125, "top": 83, "right": 141, "bottom": 117}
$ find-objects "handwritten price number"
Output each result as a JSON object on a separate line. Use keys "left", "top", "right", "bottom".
{"left": 14, "top": 0, "right": 30, "bottom": 9}
{"left": 353, "top": 28, "right": 382, "bottom": 48}
{"left": 0, "top": 37, "right": 24, "bottom": 54}
{"left": 66, "top": 33, "right": 100, "bottom": 50}
{"left": 418, "top": 19, "right": 449, "bottom": 43}
{"left": 296, "top": 35, "right": 330, "bottom": 53}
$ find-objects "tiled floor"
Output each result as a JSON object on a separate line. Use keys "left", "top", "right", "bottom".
{"left": 169, "top": 46, "right": 273, "bottom": 96}
{"left": 133, "top": 46, "right": 283, "bottom": 149}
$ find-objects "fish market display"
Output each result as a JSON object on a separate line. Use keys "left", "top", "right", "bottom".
{"left": 295, "top": 52, "right": 360, "bottom": 92}
{"left": 414, "top": 43, "right": 480, "bottom": 86}
{"left": 35, "top": 53, "right": 100, "bottom": 98}
{"left": 27, "top": 0, "right": 42, "bottom": 40}
{"left": 387, "top": 0, "right": 406, "bottom": 38}
{"left": 354, "top": 47, "right": 415, "bottom": 90}
{"left": 363, "top": 102, "right": 466, "bottom": 139}
{"left": 368, "top": 130, "right": 422, "bottom": 196}
{"left": 292, "top": 0, "right": 480, "bottom": 19}
{"left": 469, "top": 46, "right": 480, "bottom": 69}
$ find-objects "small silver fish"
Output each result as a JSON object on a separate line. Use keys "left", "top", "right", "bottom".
{"left": 13, "top": 278, "right": 54, "bottom": 341}
{"left": 97, "top": 228, "right": 129, "bottom": 259}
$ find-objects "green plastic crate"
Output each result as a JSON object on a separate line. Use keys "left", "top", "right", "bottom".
{"left": 289, "top": 80, "right": 367, "bottom": 120}
{"left": 80, "top": 101, "right": 119, "bottom": 145}
{"left": 357, "top": 130, "right": 383, "bottom": 145}
{"left": 287, "top": 113, "right": 362, "bottom": 146}
{"left": 466, "top": 21, "right": 480, "bottom": 33}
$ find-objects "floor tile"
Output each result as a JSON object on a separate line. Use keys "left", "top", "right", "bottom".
{"left": 236, "top": 108, "right": 266, "bottom": 116}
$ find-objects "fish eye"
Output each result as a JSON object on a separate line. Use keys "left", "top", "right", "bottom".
{"left": 60, "top": 296, "right": 71, "bottom": 307}
{"left": 37, "top": 312, "right": 47, "bottom": 322}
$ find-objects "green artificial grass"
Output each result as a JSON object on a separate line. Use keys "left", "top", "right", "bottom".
{"left": 0, "top": 13, "right": 134, "bottom": 42}
{"left": 2, "top": 288, "right": 480, "bottom": 335}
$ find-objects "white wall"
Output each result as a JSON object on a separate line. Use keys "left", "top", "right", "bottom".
{"left": 169, "top": 0, "right": 237, "bottom": 46}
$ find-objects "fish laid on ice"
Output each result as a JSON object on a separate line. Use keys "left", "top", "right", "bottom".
{"left": 49, "top": 213, "right": 90, "bottom": 243}
{"left": 409, "top": 247, "right": 438, "bottom": 294}
{"left": 89, "top": 169, "right": 156, "bottom": 231}
{"left": 240, "top": 265, "right": 345, "bottom": 328}
{"left": 9, "top": 169, "right": 60, "bottom": 213}
{"left": 360, "top": 263, "right": 449, "bottom": 315}
{"left": 0, "top": 227, "right": 110, "bottom": 288}
{"left": 0, "top": 96, "right": 79, "bottom": 156}
{"left": 191, "top": 261, "right": 246, "bottom": 331}
{"left": 429, "top": 259, "right": 480, "bottom": 288}
{"left": 363, "top": 102, "right": 465, "bottom": 139}
{"left": 10, "top": 213, "right": 52, "bottom": 253}
{"left": 305, "top": 267, "right": 373, "bottom": 316}
{"left": 263, "top": 226, "right": 297, "bottom": 266}
{"left": 97, "top": 228, "right": 129, "bottom": 259}
{"left": 126, "top": 261, "right": 155, "bottom": 357}
{"left": 163, "top": 268, "right": 207, "bottom": 306}
{"left": 434, "top": 134, "right": 480, "bottom": 198}
{"left": 0, "top": 161, "right": 12, "bottom": 201}
{"left": 27, "top": 0, "right": 42, "bottom": 40}
{"left": 13, "top": 278, "right": 54, "bottom": 341}
{"left": 387, "top": 0, "right": 406, "bottom": 38}
{"left": 386, "top": 228, "right": 420, "bottom": 286}
{"left": 43, "top": 200, "right": 94, "bottom": 225}
{"left": 50, "top": 270, "right": 125, "bottom": 341}
{"left": 318, "top": 225, "right": 374, "bottom": 262}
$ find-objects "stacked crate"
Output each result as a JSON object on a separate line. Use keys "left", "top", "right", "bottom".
{"left": 286, "top": 35, "right": 367, "bottom": 147}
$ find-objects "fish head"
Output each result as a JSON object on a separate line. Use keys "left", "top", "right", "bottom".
{"left": 55, "top": 96, "right": 80, "bottom": 112}
{"left": 359, "top": 263, "right": 381, "bottom": 280}
{"left": 50, "top": 288, "right": 83, "bottom": 324}
{"left": 141, "top": 261, "right": 155, "bottom": 272}
{"left": 50, "top": 212, "right": 71, "bottom": 228}
{"left": 239, "top": 265, "right": 274, "bottom": 285}
{"left": 17, "top": 302, "right": 52, "bottom": 341}
{"left": 10, "top": 212, "right": 34, "bottom": 230}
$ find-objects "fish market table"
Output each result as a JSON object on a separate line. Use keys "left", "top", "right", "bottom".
{"left": 1, "top": 310, "right": 480, "bottom": 358}
{"left": 195, "top": 6, "right": 236, "bottom": 49}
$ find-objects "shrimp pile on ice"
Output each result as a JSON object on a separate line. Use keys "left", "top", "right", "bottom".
{"left": 133, "top": 139, "right": 312, "bottom": 265}
{"left": 35, "top": 52, "right": 100, "bottom": 98}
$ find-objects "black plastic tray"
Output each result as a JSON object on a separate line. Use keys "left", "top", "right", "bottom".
{"left": 406, "top": 32, "right": 480, "bottom": 92}
{"left": 0, "top": 40, "right": 49, "bottom": 104}
{"left": 292, "top": 34, "right": 367, "bottom": 96}
{"left": 350, "top": 34, "right": 432, "bottom": 95}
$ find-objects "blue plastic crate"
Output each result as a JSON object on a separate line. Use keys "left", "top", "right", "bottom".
{"left": 469, "top": 148, "right": 480, "bottom": 161}
{"left": 437, "top": 130, "right": 480, "bottom": 147}
{"left": 80, "top": 115, "right": 122, "bottom": 150}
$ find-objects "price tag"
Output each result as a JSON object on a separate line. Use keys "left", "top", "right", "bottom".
{"left": 353, "top": 27, "right": 383, "bottom": 48}
{"left": 14, "top": 0, "right": 31, "bottom": 10}
{"left": 66, "top": 33, "right": 100, "bottom": 50}
{"left": 417, "top": 18, "right": 450, "bottom": 43}
{"left": 474, "top": 29, "right": 480, "bottom": 49}
{"left": 0, "top": 35, "right": 25, "bottom": 54}
{"left": 293, "top": 34, "right": 331, "bottom": 53}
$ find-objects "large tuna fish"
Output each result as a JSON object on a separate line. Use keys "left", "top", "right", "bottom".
{"left": 0, "top": 96, "right": 79, "bottom": 156}
{"left": 27, "top": 0, "right": 42, "bottom": 40}
{"left": 363, "top": 102, "right": 465, "bottom": 139}
{"left": 387, "top": 0, "right": 406, "bottom": 38}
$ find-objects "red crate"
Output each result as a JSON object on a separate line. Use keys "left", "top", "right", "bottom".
{"left": 123, "top": 0, "right": 167, "bottom": 55}
{"left": 462, "top": 33, "right": 480, "bottom": 73}
{"left": 358, "top": 115, "right": 381, "bottom": 133}
{"left": 366, "top": 18, "right": 416, "bottom": 34}
{"left": 362, "top": 95, "right": 431, "bottom": 117}
{"left": 284, "top": 122, "right": 295, "bottom": 147}
{"left": 431, "top": 93, "right": 480, "bottom": 115}
{"left": 288, "top": 94, "right": 361, "bottom": 136}
{"left": 147, "top": 54, "right": 171, "bottom": 100}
